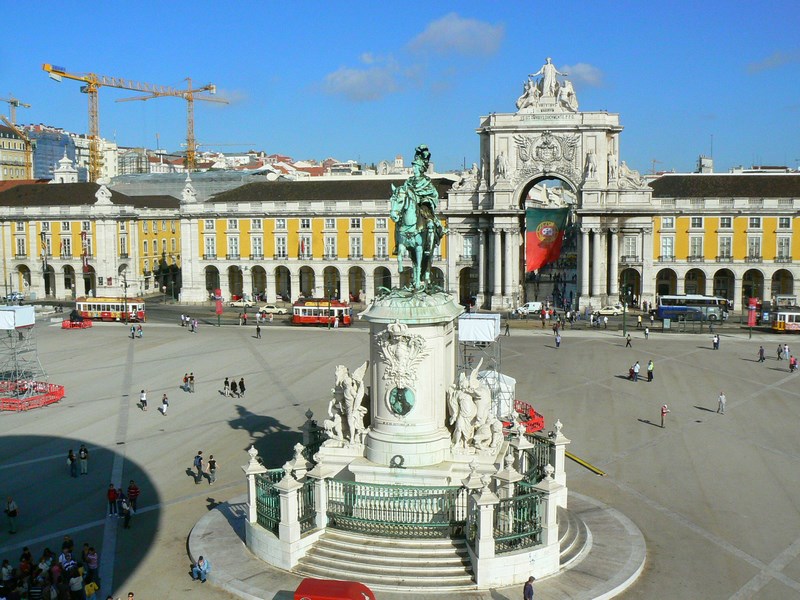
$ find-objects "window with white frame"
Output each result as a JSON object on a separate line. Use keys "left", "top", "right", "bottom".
{"left": 661, "top": 216, "right": 674, "bottom": 229}
{"left": 690, "top": 217, "right": 703, "bottom": 229}
{"left": 660, "top": 236, "right": 674, "bottom": 258}
{"left": 252, "top": 236, "right": 263, "bottom": 257}
{"left": 275, "top": 236, "right": 287, "bottom": 258}
{"left": 41, "top": 221, "right": 50, "bottom": 232}
{"left": 204, "top": 236, "right": 216, "bottom": 257}
{"left": 299, "top": 234, "right": 312, "bottom": 257}
{"left": 171, "top": 238, "right": 176, "bottom": 253}
{"left": 350, "top": 217, "right": 362, "bottom": 230}
{"left": 143, "top": 259, "right": 149, "bottom": 273}
{"left": 623, "top": 235, "right": 637, "bottom": 258}
{"left": 142, "top": 221, "right": 149, "bottom": 233}
{"left": 463, "top": 235, "right": 476, "bottom": 258}
{"left": 227, "top": 236, "right": 240, "bottom": 257}
{"left": 748, "top": 217, "right": 762, "bottom": 229}
{"left": 718, "top": 236, "right": 732, "bottom": 258}
{"left": 689, "top": 236, "right": 703, "bottom": 257}
{"left": 376, "top": 236, "right": 388, "bottom": 258}
{"left": 42, "top": 235, "right": 51, "bottom": 255}
{"left": 251, "top": 218, "right": 262, "bottom": 231}
{"left": 777, "top": 236, "right": 791, "bottom": 258}
{"left": 275, "top": 218, "right": 286, "bottom": 230}
{"left": 161, "top": 239, "right": 167, "bottom": 254}
{"left": 204, "top": 219, "right": 215, "bottom": 231}
{"left": 15, "top": 237, "right": 25, "bottom": 256}
{"left": 161, "top": 220, "right": 167, "bottom": 231}
{"left": 61, "top": 237, "right": 71, "bottom": 257}
{"left": 152, "top": 220, "right": 157, "bottom": 231}
{"left": 15, "top": 222, "right": 24, "bottom": 232}
{"left": 324, "top": 235, "right": 337, "bottom": 257}
{"left": 171, "top": 221, "right": 176, "bottom": 233}
{"left": 300, "top": 218, "right": 311, "bottom": 230}
{"left": 376, "top": 217, "right": 387, "bottom": 230}
{"left": 119, "top": 235, "right": 127, "bottom": 255}
{"left": 83, "top": 235, "right": 92, "bottom": 255}
{"left": 227, "top": 219, "right": 238, "bottom": 231}
{"left": 324, "top": 218, "right": 336, "bottom": 230}
{"left": 779, "top": 217, "right": 791, "bottom": 230}
{"left": 747, "top": 236, "right": 761, "bottom": 257}
{"left": 118, "top": 221, "right": 126, "bottom": 232}
{"left": 143, "top": 240, "right": 148, "bottom": 256}
{"left": 350, "top": 236, "right": 362, "bottom": 257}
{"left": 719, "top": 216, "right": 732, "bottom": 229}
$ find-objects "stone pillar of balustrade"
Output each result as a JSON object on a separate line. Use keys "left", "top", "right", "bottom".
{"left": 533, "top": 464, "right": 563, "bottom": 548}
{"left": 548, "top": 420, "right": 570, "bottom": 508}
{"left": 470, "top": 475, "right": 499, "bottom": 586}
{"left": 509, "top": 421, "right": 534, "bottom": 475}
{"left": 493, "top": 451, "right": 523, "bottom": 500}
{"left": 241, "top": 445, "right": 267, "bottom": 524}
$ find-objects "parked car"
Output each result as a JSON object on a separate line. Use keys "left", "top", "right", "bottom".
{"left": 259, "top": 303, "right": 287, "bottom": 315}
{"left": 229, "top": 299, "right": 255, "bottom": 308}
{"left": 5, "top": 291, "right": 24, "bottom": 303}
{"left": 596, "top": 304, "right": 624, "bottom": 316}
{"left": 516, "top": 301, "right": 543, "bottom": 315}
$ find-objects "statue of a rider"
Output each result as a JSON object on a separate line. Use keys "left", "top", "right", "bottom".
{"left": 391, "top": 145, "right": 447, "bottom": 287}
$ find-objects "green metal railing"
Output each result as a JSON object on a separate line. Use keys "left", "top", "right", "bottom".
{"left": 298, "top": 477, "right": 317, "bottom": 534}
{"left": 522, "top": 434, "right": 554, "bottom": 483}
{"left": 494, "top": 491, "right": 543, "bottom": 554}
{"left": 255, "top": 469, "right": 285, "bottom": 535}
{"left": 326, "top": 480, "right": 468, "bottom": 538}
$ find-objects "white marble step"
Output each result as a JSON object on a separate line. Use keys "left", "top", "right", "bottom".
{"left": 558, "top": 506, "right": 590, "bottom": 569}
{"left": 294, "top": 562, "right": 477, "bottom": 591}
{"left": 312, "top": 545, "right": 470, "bottom": 568}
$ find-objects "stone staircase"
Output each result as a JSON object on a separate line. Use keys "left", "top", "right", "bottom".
{"left": 294, "top": 509, "right": 589, "bottom": 592}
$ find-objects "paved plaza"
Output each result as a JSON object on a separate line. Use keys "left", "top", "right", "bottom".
{"left": 2, "top": 314, "right": 800, "bottom": 599}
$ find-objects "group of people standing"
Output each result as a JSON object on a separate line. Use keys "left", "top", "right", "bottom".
{"left": 222, "top": 377, "right": 246, "bottom": 398}
{"left": 180, "top": 314, "right": 199, "bottom": 332}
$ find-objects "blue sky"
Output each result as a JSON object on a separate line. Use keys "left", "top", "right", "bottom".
{"left": 2, "top": 1, "right": 798, "bottom": 174}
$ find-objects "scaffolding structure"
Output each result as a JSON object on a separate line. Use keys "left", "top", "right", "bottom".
{"left": 0, "top": 306, "right": 46, "bottom": 397}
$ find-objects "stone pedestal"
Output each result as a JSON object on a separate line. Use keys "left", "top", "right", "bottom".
{"left": 360, "top": 291, "right": 462, "bottom": 471}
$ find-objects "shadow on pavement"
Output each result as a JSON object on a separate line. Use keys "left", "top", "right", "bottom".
{"left": 229, "top": 405, "right": 301, "bottom": 467}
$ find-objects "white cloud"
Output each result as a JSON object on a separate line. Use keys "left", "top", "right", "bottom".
{"left": 407, "top": 12, "right": 504, "bottom": 56}
{"left": 322, "top": 61, "right": 400, "bottom": 102}
{"left": 559, "top": 62, "right": 604, "bottom": 87}
{"left": 746, "top": 50, "right": 800, "bottom": 74}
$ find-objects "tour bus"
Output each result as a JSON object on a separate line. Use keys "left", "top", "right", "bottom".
{"left": 654, "top": 295, "right": 729, "bottom": 321}
{"left": 75, "top": 296, "right": 146, "bottom": 322}
{"left": 772, "top": 310, "right": 800, "bottom": 332}
{"left": 291, "top": 298, "right": 352, "bottom": 327}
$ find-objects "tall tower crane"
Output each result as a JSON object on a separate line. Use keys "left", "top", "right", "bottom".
{"left": 0, "top": 95, "right": 31, "bottom": 125}
{"left": 0, "top": 116, "right": 33, "bottom": 179}
{"left": 42, "top": 64, "right": 226, "bottom": 181}
{"left": 116, "top": 78, "right": 228, "bottom": 171}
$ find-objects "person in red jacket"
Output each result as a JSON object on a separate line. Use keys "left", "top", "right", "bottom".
{"left": 107, "top": 484, "right": 118, "bottom": 517}
{"left": 127, "top": 480, "right": 141, "bottom": 512}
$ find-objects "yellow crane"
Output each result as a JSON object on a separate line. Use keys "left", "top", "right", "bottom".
{"left": 0, "top": 95, "right": 31, "bottom": 125}
{"left": 0, "top": 115, "right": 33, "bottom": 179}
{"left": 42, "top": 64, "right": 226, "bottom": 181}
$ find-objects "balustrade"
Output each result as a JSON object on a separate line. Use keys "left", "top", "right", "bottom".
{"left": 493, "top": 491, "right": 543, "bottom": 554}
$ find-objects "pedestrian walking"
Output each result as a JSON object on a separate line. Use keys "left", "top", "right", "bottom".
{"left": 180, "top": 314, "right": 185, "bottom": 327}
{"left": 644, "top": 327, "right": 649, "bottom": 340}
{"left": 127, "top": 480, "right": 141, "bottom": 511}
{"left": 189, "top": 372, "right": 195, "bottom": 393}
{"left": 206, "top": 455, "right": 218, "bottom": 485}
{"left": 5, "top": 496, "right": 18, "bottom": 534}
{"left": 647, "top": 359, "right": 654, "bottom": 382}
{"left": 160, "top": 394, "right": 169, "bottom": 415}
{"left": 85, "top": 547, "right": 99, "bottom": 584}
{"left": 778, "top": 344, "right": 784, "bottom": 360}
{"left": 182, "top": 373, "right": 189, "bottom": 391}
{"left": 230, "top": 379, "right": 239, "bottom": 398}
{"left": 137, "top": 324, "right": 143, "bottom": 338}
{"left": 78, "top": 444, "right": 89, "bottom": 475}
{"left": 238, "top": 313, "right": 243, "bottom": 326}
{"left": 633, "top": 361, "right": 640, "bottom": 382}
{"left": 791, "top": 355, "right": 798, "bottom": 373}
{"left": 660, "top": 404, "right": 670, "bottom": 428}
{"left": 758, "top": 346, "right": 765, "bottom": 362}
{"left": 784, "top": 344, "right": 790, "bottom": 360}
{"left": 67, "top": 449, "right": 78, "bottom": 478}
{"left": 625, "top": 334, "right": 632, "bottom": 348}
{"left": 269, "top": 312, "right": 273, "bottom": 324}
{"left": 650, "top": 314, "right": 654, "bottom": 327}
{"left": 555, "top": 333, "right": 561, "bottom": 348}
{"left": 239, "top": 377, "right": 246, "bottom": 397}
{"left": 717, "top": 391, "right": 726, "bottom": 414}
{"left": 523, "top": 575, "right": 535, "bottom": 600}
{"left": 193, "top": 451, "right": 204, "bottom": 484}
{"left": 256, "top": 324, "right": 261, "bottom": 339}
{"left": 637, "top": 315, "right": 642, "bottom": 329}
{"left": 130, "top": 324, "right": 136, "bottom": 339}
{"left": 504, "top": 320, "right": 510, "bottom": 336}
{"left": 120, "top": 497, "right": 132, "bottom": 529}
{"left": 603, "top": 316, "right": 608, "bottom": 329}
{"left": 223, "top": 377, "right": 230, "bottom": 397}
{"left": 107, "top": 484, "right": 118, "bottom": 517}
{"left": 139, "top": 389, "right": 147, "bottom": 411}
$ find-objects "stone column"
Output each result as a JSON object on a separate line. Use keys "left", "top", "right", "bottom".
{"left": 502, "top": 230, "right": 513, "bottom": 300}
{"left": 533, "top": 465, "right": 564, "bottom": 548}
{"left": 676, "top": 273, "right": 685, "bottom": 295}
{"left": 477, "top": 228, "right": 486, "bottom": 305}
{"left": 242, "top": 268, "right": 253, "bottom": 301}
{"left": 609, "top": 228, "right": 619, "bottom": 297}
{"left": 491, "top": 228, "right": 502, "bottom": 305}
{"left": 640, "top": 227, "right": 655, "bottom": 304}
{"left": 276, "top": 474, "right": 302, "bottom": 545}
{"left": 734, "top": 275, "right": 744, "bottom": 312}
{"left": 241, "top": 446, "right": 267, "bottom": 524}
{"left": 591, "top": 228, "right": 604, "bottom": 297}
{"left": 470, "top": 477, "right": 499, "bottom": 586}
{"left": 580, "top": 228, "right": 590, "bottom": 303}
{"left": 548, "top": 420, "right": 570, "bottom": 508}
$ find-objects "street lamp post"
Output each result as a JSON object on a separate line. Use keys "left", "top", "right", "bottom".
{"left": 40, "top": 231, "right": 48, "bottom": 298}
{"left": 122, "top": 273, "right": 129, "bottom": 325}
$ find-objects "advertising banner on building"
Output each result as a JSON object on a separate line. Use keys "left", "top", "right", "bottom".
{"left": 525, "top": 208, "right": 569, "bottom": 272}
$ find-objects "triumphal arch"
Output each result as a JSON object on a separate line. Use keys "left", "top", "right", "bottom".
{"left": 445, "top": 57, "right": 653, "bottom": 311}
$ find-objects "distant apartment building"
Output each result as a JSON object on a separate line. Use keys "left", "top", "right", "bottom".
{"left": 0, "top": 125, "right": 28, "bottom": 181}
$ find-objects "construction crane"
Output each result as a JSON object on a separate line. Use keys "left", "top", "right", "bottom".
{"left": 0, "top": 116, "right": 33, "bottom": 179}
{"left": 42, "top": 64, "right": 226, "bottom": 181}
{"left": 116, "top": 77, "right": 228, "bottom": 171}
{"left": 0, "top": 95, "right": 31, "bottom": 125}
{"left": 650, "top": 158, "right": 662, "bottom": 174}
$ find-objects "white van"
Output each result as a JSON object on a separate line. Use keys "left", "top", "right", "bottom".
{"left": 517, "top": 301, "right": 543, "bottom": 315}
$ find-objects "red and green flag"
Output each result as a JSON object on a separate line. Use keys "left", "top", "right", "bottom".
{"left": 525, "top": 208, "right": 569, "bottom": 272}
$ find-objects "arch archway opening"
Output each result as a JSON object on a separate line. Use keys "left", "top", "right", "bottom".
{"left": 373, "top": 267, "right": 391, "bottom": 297}
{"left": 274, "top": 266, "right": 291, "bottom": 302}
{"left": 348, "top": 267, "right": 366, "bottom": 302}
{"left": 685, "top": 268, "right": 707, "bottom": 295}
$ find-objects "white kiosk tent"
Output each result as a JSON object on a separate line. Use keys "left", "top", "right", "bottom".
{"left": 0, "top": 306, "right": 46, "bottom": 396}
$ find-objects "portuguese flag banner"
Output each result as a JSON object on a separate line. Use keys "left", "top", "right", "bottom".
{"left": 525, "top": 207, "right": 569, "bottom": 272}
